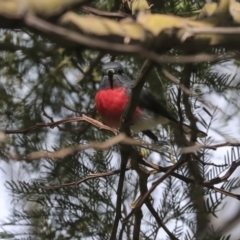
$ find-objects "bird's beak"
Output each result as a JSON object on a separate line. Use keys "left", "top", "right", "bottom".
{"left": 107, "top": 69, "right": 114, "bottom": 89}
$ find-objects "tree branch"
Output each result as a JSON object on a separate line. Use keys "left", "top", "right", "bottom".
{"left": 4, "top": 116, "right": 117, "bottom": 135}
{"left": 81, "top": 5, "right": 128, "bottom": 18}
{"left": 7, "top": 133, "right": 129, "bottom": 161}
{"left": 110, "top": 146, "right": 129, "bottom": 240}
{"left": 40, "top": 168, "right": 130, "bottom": 190}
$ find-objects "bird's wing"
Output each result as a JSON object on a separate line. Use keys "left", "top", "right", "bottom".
{"left": 139, "top": 90, "right": 177, "bottom": 123}
{"left": 121, "top": 72, "right": 177, "bottom": 122}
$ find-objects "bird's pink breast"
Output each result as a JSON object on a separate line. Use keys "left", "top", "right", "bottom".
{"left": 95, "top": 88, "right": 140, "bottom": 128}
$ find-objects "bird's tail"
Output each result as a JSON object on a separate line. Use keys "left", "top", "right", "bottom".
{"left": 169, "top": 121, "right": 207, "bottom": 138}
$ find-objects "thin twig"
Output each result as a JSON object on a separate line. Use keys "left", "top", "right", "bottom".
{"left": 205, "top": 142, "right": 240, "bottom": 149}
{"left": 130, "top": 150, "right": 178, "bottom": 240}
{"left": 161, "top": 67, "right": 195, "bottom": 96}
{"left": 110, "top": 146, "right": 129, "bottom": 240}
{"left": 181, "top": 64, "right": 198, "bottom": 142}
{"left": 41, "top": 157, "right": 240, "bottom": 201}
{"left": 195, "top": 159, "right": 228, "bottom": 168}
{"left": 40, "top": 168, "right": 130, "bottom": 190}
{"left": 81, "top": 5, "right": 129, "bottom": 18}
{"left": 4, "top": 116, "right": 117, "bottom": 135}
{"left": 211, "top": 186, "right": 240, "bottom": 201}
{"left": 77, "top": 52, "right": 104, "bottom": 83}
{"left": 181, "top": 64, "right": 204, "bottom": 183}
{"left": 122, "top": 157, "right": 187, "bottom": 223}
{"left": 203, "top": 158, "right": 240, "bottom": 187}
{"left": 145, "top": 201, "right": 179, "bottom": 240}
{"left": 176, "top": 73, "right": 185, "bottom": 140}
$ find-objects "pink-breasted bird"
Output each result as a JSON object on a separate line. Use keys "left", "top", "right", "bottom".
{"left": 95, "top": 62, "right": 206, "bottom": 140}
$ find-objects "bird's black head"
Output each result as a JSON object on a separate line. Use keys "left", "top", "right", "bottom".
{"left": 99, "top": 62, "right": 132, "bottom": 90}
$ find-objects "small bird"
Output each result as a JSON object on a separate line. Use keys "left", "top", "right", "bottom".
{"left": 95, "top": 62, "right": 206, "bottom": 140}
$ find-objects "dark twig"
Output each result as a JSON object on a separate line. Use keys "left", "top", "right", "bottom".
{"left": 120, "top": 60, "right": 154, "bottom": 134}
{"left": 176, "top": 75, "right": 185, "bottom": 140}
{"left": 40, "top": 168, "right": 130, "bottom": 190}
{"left": 145, "top": 201, "right": 179, "bottom": 240}
{"left": 111, "top": 60, "right": 153, "bottom": 239}
{"left": 130, "top": 149, "right": 178, "bottom": 240}
{"left": 181, "top": 64, "right": 207, "bottom": 233}
{"left": 181, "top": 141, "right": 240, "bottom": 152}
{"left": 41, "top": 102, "right": 55, "bottom": 123}
{"left": 181, "top": 64, "right": 203, "bottom": 182}
{"left": 195, "top": 158, "right": 228, "bottom": 168}
{"left": 140, "top": 156, "right": 186, "bottom": 202}
{"left": 122, "top": 157, "right": 187, "bottom": 223}
{"left": 181, "top": 64, "right": 198, "bottom": 142}
{"left": 4, "top": 116, "right": 117, "bottom": 135}
{"left": 146, "top": 157, "right": 240, "bottom": 201}
{"left": 77, "top": 52, "right": 104, "bottom": 83}
{"left": 129, "top": 151, "right": 148, "bottom": 240}
{"left": 110, "top": 146, "right": 129, "bottom": 240}
{"left": 144, "top": 158, "right": 240, "bottom": 201}
{"left": 203, "top": 158, "right": 240, "bottom": 187}
{"left": 205, "top": 142, "right": 240, "bottom": 149}
{"left": 161, "top": 67, "right": 195, "bottom": 96}
{"left": 112, "top": 0, "right": 122, "bottom": 11}
{"left": 133, "top": 208, "right": 143, "bottom": 240}
{"left": 62, "top": 103, "right": 84, "bottom": 115}
{"left": 118, "top": 220, "right": 127, "bottom": 240}
{"left": 211, "top": 186, "right": 240, "bottom": 200}
{"left": 112, "top": 61, "right": 155, "bottom": 239}
{"left": 41, "top": 156, "right": 240, "bottom": 201}
{"left": 81, "top": 5, "right": 129, "bottom": 18}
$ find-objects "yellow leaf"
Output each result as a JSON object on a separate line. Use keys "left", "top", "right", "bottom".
{"left": 0, "top": 0, "right": 20, "bottom": 18}
{"left": 229, "top": 0, "right": 240, "bottom": 24}
{"left": 131, "top": 0, "right": 150, "bottom": 14}
{"left": 21, "top": 0, "right": 86, "bottom": 17}
{"left": 60, "top": 12, "right": 149, "bottom": 43}
{"left": 137, "top": 14, "right": 214, "bottom": 36}
{"left": 197, "top": 2, "right": 217, "bottom": 19}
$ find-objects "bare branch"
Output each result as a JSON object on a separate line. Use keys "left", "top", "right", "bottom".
{"left": 203, "top": 158, "right": 240, "bottom": 187}
{"left": 7, "top": 133, "right": 128, "bottom": 161}
{"left": 40, "top": 168, "right": 130, "bottom": 190}
{"left": 81, "top": 5, "right": 129, "bottom": 18}
{"left": 205, "top": 142, "right": 240, "bottom": 149}
{"left": 133, "top": 208, "right": 143, "bottom": 240}
{"left": 110, "top": 146, "right": 129, "bottom": 240}
{"left": 122, "top": 157, "right": 187, "bottom": 223}
{"left": 130, "top": 150, "right": 178, "bottom": 240}
{"left": 4, "top": 116, "right": 117, "bottom": 135}
{"left": 145, "top": 201, "right": 179, "bottom": 240}
{"left": 77, "top": 52, "right": 104, "bottom": 83}
{"left": 161, "top": 67, "right": 195, "bottom": 96}
{"left": 120, "top": 59, "right": 153, "bottom": 134}
{"left": 212, "top": 186, "right": 240, "bottom": 201}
